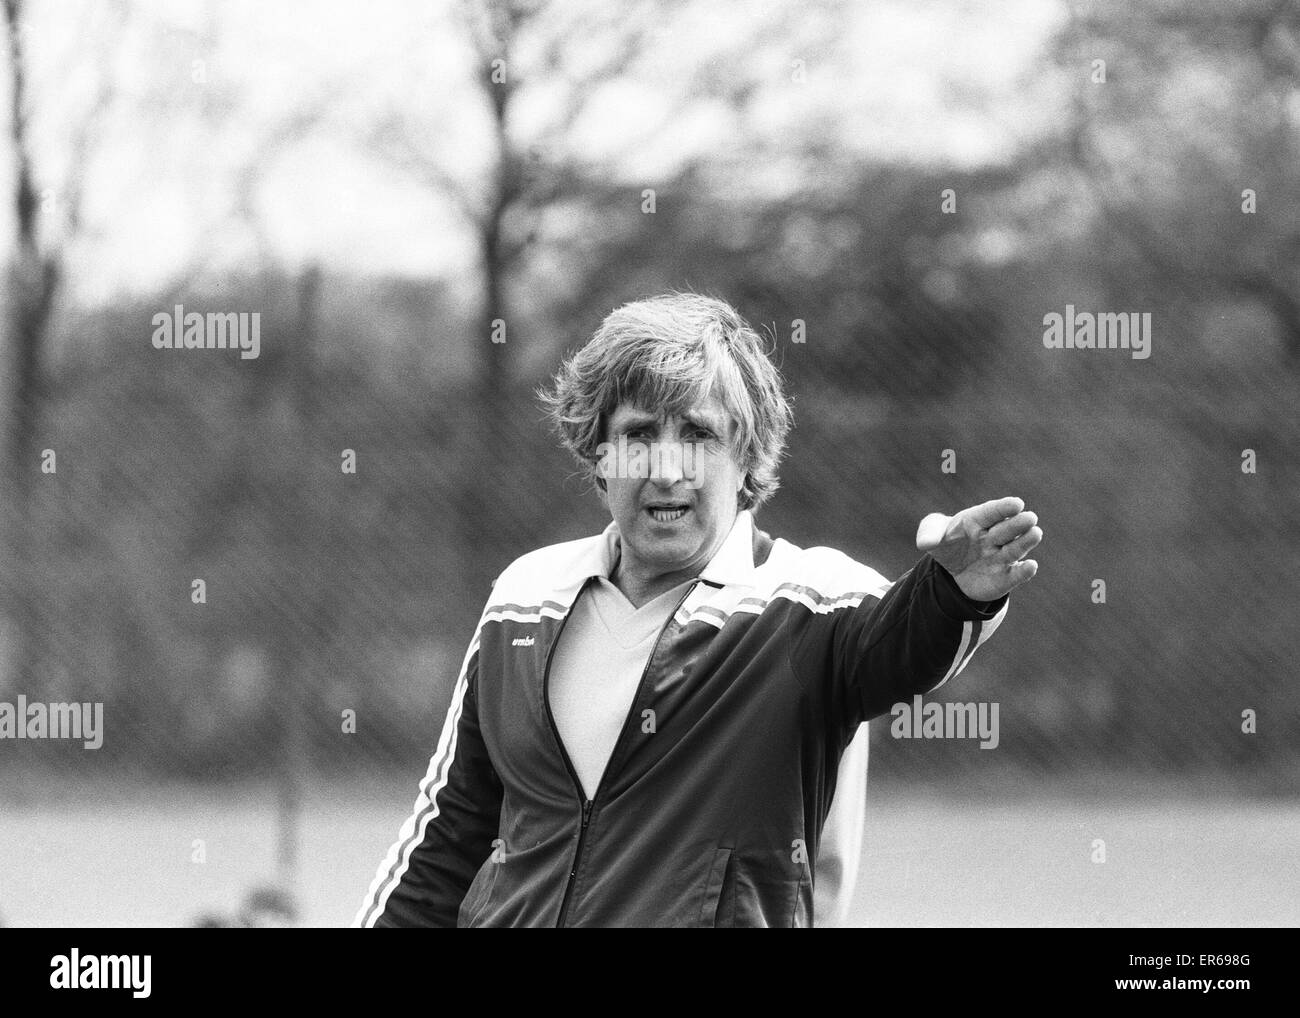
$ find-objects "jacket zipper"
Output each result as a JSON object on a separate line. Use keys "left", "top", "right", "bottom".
{"left": 554, "top": 798, "right": 595, "bottom": 927}
{"left": 543, "top": 578, "right": 596, "bottom": 928}
{"left": 549, "top": 577, "right": 698, "bottom": 928}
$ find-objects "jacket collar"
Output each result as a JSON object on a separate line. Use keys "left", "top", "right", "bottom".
{"left": 595, "top": 509, "right": 759, "bottom": 589}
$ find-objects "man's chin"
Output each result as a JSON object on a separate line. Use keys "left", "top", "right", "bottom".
{"left": 627, "top": 528, "right": 701, "bottom": 567}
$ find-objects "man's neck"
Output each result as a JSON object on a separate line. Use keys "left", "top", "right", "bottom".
{"left": 609, "top": 562, "right": 699, "bottom": 609}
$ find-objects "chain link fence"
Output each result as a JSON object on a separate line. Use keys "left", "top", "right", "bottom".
{"left": 3, "top": 259, "right": 1295, "bottom": 789}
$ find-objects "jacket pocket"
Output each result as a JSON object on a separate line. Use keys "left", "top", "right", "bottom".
{"left": 698, "top": 847, "right": 735, "bottom": 928}
{"left": 789, "top": 852, "right": 813, "bottom": 928}
{"left": 728, "top": 848, "right": 809, "bottom": 928}
{"left": 458, "top": 855, "right": 501, "bottom": 928}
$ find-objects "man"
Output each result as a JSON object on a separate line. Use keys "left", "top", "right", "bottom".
{"left": 355, "top": 293, "right": 1041, "bottom": 927}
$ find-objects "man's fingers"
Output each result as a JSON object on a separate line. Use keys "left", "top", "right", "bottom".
{"left": 988, "top": 510, "right": 1038, "bottom": 547}
{"left": 963, "top": 496, "right": 1025, "bottom": 531}
{"left": 999, "top": 525, "right": 1043, "bottom": 562}
{"left": 1008, "top": 559, "right": 1038, "bottom": 586}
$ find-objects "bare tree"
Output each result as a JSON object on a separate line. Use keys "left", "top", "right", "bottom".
{"left": 3, "top": 0, "right": 122, "bottom": 488}
{"left": 366, "top": 1, "right": 703, "bottom": 392}
{"left": 2, "top": 0, "right": 126, "bottom": 698}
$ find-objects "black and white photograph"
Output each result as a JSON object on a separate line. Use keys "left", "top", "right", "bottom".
{"left": 0, "top": 0, "right": 1295, "bottom": 974}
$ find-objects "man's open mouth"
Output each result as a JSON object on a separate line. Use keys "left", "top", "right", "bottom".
{"left": 646, "top": 504, "right": 690, "bottom": 523}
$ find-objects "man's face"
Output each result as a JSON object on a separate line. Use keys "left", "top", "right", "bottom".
{"left": 600, "top": 394, "right": 745, "bottom": 582}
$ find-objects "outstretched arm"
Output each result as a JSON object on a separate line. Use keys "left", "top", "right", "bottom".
{"left": 801, "top": 496, "right": 1043, "bottom": 728}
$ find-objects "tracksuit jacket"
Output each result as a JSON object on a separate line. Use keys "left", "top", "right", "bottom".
{"left": 355, "top": 509, "right": 1008, "bottom": 928}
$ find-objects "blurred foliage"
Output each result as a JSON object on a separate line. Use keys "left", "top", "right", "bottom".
{"left": 1, "top": 0, "right": 1297, "bottom": 792}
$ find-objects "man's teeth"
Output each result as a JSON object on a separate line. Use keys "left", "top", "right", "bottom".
{"left": 649, "top": 507, "right": 688, "bottom": 522}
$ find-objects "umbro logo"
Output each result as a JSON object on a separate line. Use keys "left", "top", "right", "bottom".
{"left": 511, "top": 636, "right": 535, "bottom": 647}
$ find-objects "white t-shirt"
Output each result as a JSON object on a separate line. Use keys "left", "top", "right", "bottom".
{"left": 548, "top": 575, "right": 694, "bottom": 799}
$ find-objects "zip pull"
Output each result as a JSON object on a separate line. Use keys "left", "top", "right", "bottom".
{"left": 581, "top": 799, "right": 594, "bottom": 828}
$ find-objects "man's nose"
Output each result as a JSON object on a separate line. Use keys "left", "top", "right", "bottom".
{"left": 649, "top": 441, "right": 686, "bottom": 486}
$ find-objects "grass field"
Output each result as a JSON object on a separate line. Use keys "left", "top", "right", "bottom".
{"left": 2, "top": 776, "right": 1296, "bottom": 927}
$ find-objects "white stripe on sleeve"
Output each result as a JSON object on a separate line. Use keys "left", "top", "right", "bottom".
{"left": 353, "top": 632, "right": 480, "bottom": 928}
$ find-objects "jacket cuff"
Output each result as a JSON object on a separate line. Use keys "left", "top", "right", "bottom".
{"left": 926, "top": 554, "right": 1008, "bottom": 621}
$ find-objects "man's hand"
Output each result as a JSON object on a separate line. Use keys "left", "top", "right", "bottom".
{"left": 916, "top": 496, "right": 1042, "bottom": 603}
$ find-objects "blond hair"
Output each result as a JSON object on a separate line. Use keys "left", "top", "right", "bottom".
{"left": 541, "top": 293, "right": 793, "bottom": 511}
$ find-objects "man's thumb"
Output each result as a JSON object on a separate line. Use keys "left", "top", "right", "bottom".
{"left": 916, "top": 512, "right": 953, "bottom": 552}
